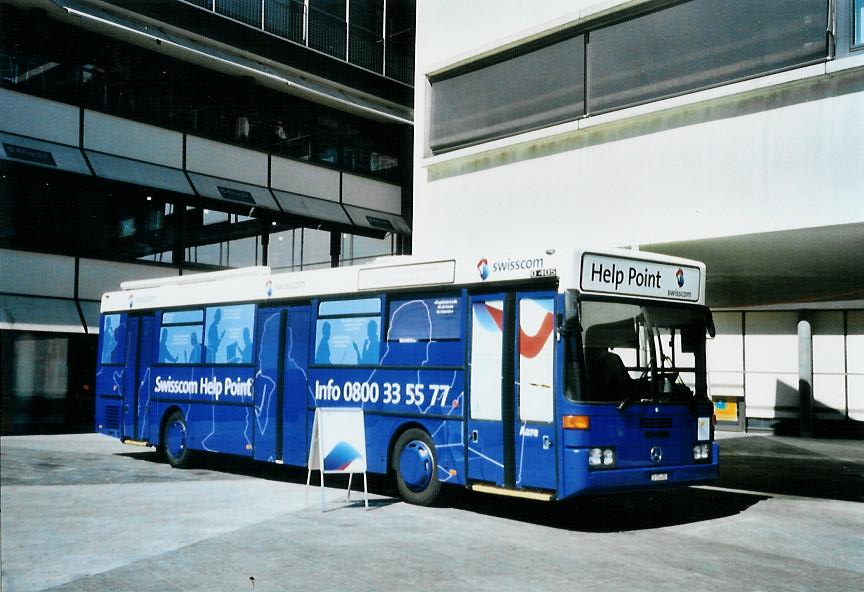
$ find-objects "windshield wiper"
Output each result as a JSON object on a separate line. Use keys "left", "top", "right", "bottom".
{"left": 618, "top": 390, "right": 639, "bottom": 411}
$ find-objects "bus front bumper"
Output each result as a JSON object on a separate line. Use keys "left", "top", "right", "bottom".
{"left": 561, "top": 442, "right": 719, "bottom": 499}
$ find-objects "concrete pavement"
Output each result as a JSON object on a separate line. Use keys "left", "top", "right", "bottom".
{"left": 2, "top": 433, "right": 862, "bottom": 591}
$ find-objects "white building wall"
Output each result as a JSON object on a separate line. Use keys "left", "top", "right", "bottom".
{"left": 812, "top": 311, "right": 848, "bottom": 421}
{"left": 414, "top": 0, "right": 864, "bottom": 431}
{"left": 413, "top": 1, "right": 864, "bottom": 257}
{"left": 848, "top": 311, "right": 864, "bottom": 421}
{"left": 744, "top": 312, "right": 800, "bottom": 420}
{"left": 705, "top": 310, "right": 863, "bottom": 428}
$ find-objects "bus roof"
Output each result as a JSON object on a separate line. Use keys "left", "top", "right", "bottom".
{"left": 101, "top": 247, "right": 706, "bottom": 313}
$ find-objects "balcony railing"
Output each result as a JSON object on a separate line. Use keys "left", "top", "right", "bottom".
{"left": 307, "top": 5, "right": 347, "bottom": 60}
{"left": 215, "top": 0, "right": 261, "bottom": 27}
{"left": 349, "top": 22, "right": 383, "bottom": 75}
{"left": 182, "top": 0, "right": 413, "bottom": 84}
{"left": 264, "top": 0, "right": 304, "bottom": 44}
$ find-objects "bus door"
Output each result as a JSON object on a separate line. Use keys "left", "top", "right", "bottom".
{"left": 254, "top": 305, "right": 310, "bottom": 465}
{"left": 121, "top": 314, "right": 154, "bottom": 441}
{"left": 513, "top": 292, "right": 557, "bottom": 491}
{"left": 466, "top": 293, "right": 512, "bottom": 486}
{"left": 467, "top": 292, "right": 558, "bottom": 491}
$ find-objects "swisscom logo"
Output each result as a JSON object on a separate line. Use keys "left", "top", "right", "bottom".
{"left": 675, "top": 268, "right": 685, "bottom": 288}
{"left": 477, "top": 259, "right": 490, "bottom": 280}
{"left": 477, "top": 256, "right": 545, "bottom": 281}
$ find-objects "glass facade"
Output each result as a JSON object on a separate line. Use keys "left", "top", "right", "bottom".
{"left": 1, "top": 4, "right": 408, "bottom": 274}
{"left": 185, "top": 0, "right": 414, "bottom": 83}
{"left": 0, "top": 2, "right": 410, "bottom": 435}
{"left": 0, "top": 7, "right": 405, "bottom": 182}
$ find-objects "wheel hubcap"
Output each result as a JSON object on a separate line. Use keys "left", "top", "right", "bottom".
{"left": 399, "top": 440, "right": 433, "bottom": 492}
{"left": 166, "top": 419, "right": 186, "bottom": 459}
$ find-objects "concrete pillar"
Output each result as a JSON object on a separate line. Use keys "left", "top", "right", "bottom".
{"left": 261, "top": 230, "right": 269, "bottom": 266}
{"left": 798, "top": 315, "right": 813, "bottom": 437}
{"left": 172, "top": 200, "right": 186, "bottom": 276}
{"left": 329, "top": 231, "right": 341, "bottom": 268}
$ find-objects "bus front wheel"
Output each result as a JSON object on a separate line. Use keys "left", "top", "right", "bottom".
{"left": 392, "top": 428, "right": 441, "bottom": 506}
{"left": 163, "top": 410, "right": 192, "bottom": 468}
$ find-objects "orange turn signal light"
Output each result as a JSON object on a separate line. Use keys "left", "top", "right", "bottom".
{"left": 562, "top": 415, "right": 590, "bottom": 430}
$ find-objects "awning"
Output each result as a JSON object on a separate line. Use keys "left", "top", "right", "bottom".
{"left": 0, "top": 294, "right": 85, "bottom": 334}
{"left": 0, "top": 132, "right": 92, "bottom": 177}
{"left": 85, "top": 151, "right": 194, "bottom": 195}
{"left": 187, "top": 173, "right": 281, "bottom": 212}
{"left": 271, "top": 189, "right": 353, "bottom": 226}
{"left": 343, "top": 205, "right": 412, "bottom": 235}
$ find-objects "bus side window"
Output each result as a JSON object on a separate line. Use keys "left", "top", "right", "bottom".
{"left": 204, "top": 304, "right": 256, "bottom": 364}
{"left": 387, "top": 296, "right": 461, "bottom": 342}
{"left": 159, "top": 309, "right": 204, "bottom": 364}
{"left": 100, "top": 314, "right": 126, "bottom": 365}
{"left": 316, "top": 298, "right": 382, "bottom": 365}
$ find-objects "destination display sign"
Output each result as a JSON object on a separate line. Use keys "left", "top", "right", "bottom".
{"left": 580, "top": 253, "right": 701, "bottom": 302}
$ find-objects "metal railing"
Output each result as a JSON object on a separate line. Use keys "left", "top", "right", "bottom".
{"left": 349, "top": 22, "right": 383, "bottom": 73}
{"left": 307, "top": 5, "right": 347, "bottom": 60}
{"left": 264, "top": 0, "right": 304, "bottom": 44}
{"left": 181, "top": 0, "right": 412, "bottom": 84}
{"left": 215, "top": 0, "right": 261, "bottom": 27}
{"left": 384, "top": 28, "right": 414, "bottom": 85}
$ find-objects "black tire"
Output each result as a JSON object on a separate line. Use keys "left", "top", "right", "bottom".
{"left": 392, "top": 428, "right": 441, "bottom": 506}
{"left": 162, "top": 410, "right": 192, "bottom": 468}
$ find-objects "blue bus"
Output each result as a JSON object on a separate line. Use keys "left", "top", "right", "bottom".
{"left": 95, "top": 248, "right": 717, "bottom": 505}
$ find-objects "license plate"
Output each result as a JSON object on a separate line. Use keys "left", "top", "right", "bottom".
{"left": 650, "top": 473, "right": 668, "bottom": 482}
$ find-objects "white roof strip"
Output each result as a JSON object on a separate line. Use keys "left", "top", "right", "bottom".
{"left": 102, "top": 248, "right": 707, "bottom": 313}
{"left": 121, "top": 266, "right": 271, "bottom": 290}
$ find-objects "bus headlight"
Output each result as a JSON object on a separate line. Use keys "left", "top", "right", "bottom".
{"left": 589, "top": 447, "right": 616, "bottom": 469}
{"left": 692, "top": 443, "right": 710, "bottom": 461}
{"left": 602, "top": 449, "right": 615, "bottom": 466}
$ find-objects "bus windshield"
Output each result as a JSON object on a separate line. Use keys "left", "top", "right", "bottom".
{"left": 568, "top": 298, "right": 711, "bottom": 406}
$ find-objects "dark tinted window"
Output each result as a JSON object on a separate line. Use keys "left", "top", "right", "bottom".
{"left": 388, "top": 296, "right": 462, "bottom": 341}
{"left": 855, "top": 0, "right": 864, "bottom": 47}
{"left": 587, "top": 0, "right": 828, "bottom": 113}
{"left": 430, "top": 35, "right": 585, "bottom": 152}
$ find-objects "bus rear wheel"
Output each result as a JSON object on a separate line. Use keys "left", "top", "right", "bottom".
{"left": 163, "top": 410, "right": 192, "bottom": 468}
{"left": 392, "top": 429, "right": 441, "bottom": 506}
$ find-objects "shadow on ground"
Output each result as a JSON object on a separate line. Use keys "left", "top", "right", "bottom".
{"left": 444, "top": 487, "right": 767, "bottom": 533}
{"left": 120, "top": 436, "right": 864, "bottom": 506}
{"left": 118, "top": 449, "right": 400, "bottom": 499}
{"left": 716, "top": 437, "right": 864, "bottom": 503}
{"left": 119, "top": 449, "right": 766, "bottom": 532}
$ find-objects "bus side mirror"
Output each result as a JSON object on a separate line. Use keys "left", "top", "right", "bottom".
{"left": 681, "top": 329, "right": 700, "bottom": 353}
{"left": 705, "top": 309, "right": 716, "bottom": 338}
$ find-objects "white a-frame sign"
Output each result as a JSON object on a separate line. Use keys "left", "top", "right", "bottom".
{"left": 306, "top": 407, "right": 369, "bottom": 511}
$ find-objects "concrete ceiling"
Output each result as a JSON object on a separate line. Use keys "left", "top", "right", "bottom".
{"left": 642, "top": 223, "right": 864, "bottom": 309}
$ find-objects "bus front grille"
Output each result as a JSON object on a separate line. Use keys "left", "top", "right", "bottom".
{"left": 639, "top": 417, "right": 673, "bottom": 429}
{"left": 104, "top": 405, "right": 121, "bottom": 429}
